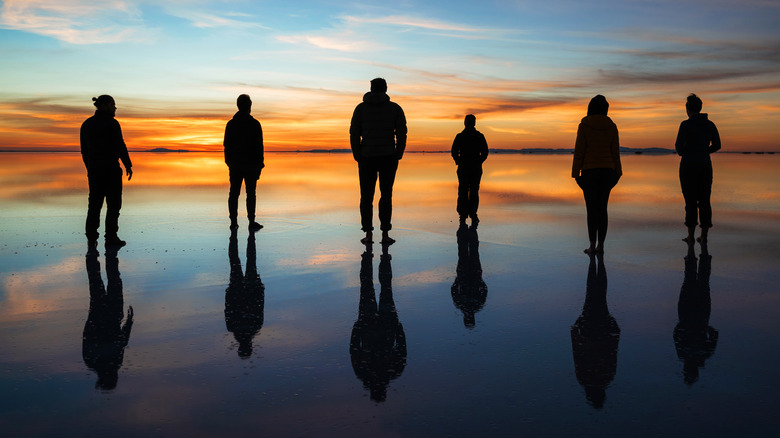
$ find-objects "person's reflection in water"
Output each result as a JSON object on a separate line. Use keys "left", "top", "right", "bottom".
{"left": 82, "top": 246, "right": 133, "bottom": 391}
{"left": 225, "top": 230, "right": 265, "bottom": 359}
{"left": 451, "top": 223, "right": 487, "bottom": 328}
{"left": 350, "top": 243, "right": 407, "bottom": 402}
{"left": 674, "top": 241, "right": 718, "bottom": 385}
{"left": 570, "top": 253, "right": 620, "bottom": 409}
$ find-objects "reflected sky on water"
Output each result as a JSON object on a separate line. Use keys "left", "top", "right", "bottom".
{"left": 1, "top": 152, "right": 779, "bottom": 436}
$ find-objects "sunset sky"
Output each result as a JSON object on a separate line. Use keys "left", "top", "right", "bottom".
{"left": 1, "top": 0, "right": 779, "bottom": 152}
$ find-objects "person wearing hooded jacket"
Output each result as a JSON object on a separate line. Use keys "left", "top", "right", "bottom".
{"left": 451, "top": 114, "right": 489, "bottom": 225}
{"left": 224, "top": 94, "right": 264, "bottom": 231}
{"left": 572, "top": 95, "right": 622, "bottom": 255}
{"left": 675, "top": 93, "right": 721, "bottom": 244}
{"left": 350, "top": 78, "right": 407, "bottom": 245}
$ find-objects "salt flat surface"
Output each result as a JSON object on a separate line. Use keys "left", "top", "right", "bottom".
{"left": 1, "top": 153, "right": 779, "bottom": 437}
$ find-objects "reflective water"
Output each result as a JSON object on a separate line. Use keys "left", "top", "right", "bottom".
{"left": 1, "top": 152, "right": 779, "bottom": 436}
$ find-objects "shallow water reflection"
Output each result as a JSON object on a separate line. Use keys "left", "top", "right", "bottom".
{"left": 1, "top": 152, "right": 779, "bottom": 436}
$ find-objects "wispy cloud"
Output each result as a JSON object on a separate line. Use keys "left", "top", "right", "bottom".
{"left": 0, "top": 0, "right": 151, "bottom": 44}
{"left": 163, "top": 8, "right": 268, "bottom": 29}
{"left": 276, "top": 31, "right": 379, "bottom": 52}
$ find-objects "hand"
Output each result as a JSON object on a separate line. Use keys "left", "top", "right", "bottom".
{"left": 127, "top": 167, "right": 133, "bottom": 181}
{"left": 127, "top": 305, "right": 134, "bottom": 320}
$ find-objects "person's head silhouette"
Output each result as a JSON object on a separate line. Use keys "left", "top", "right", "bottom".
{"left": 237, "top": 94, "right": 252, "bottom": 113}
{"left": 370, "top": 78, "right": 387, "bottom": 93}
{"left": 464, "top": 114, "right": 476, "bottom": 128}
{"left": 686, "top": 93, "right": 703, "bottom": 116}
{"left": 587, "top": 95, "right": 609, "bottom": 116}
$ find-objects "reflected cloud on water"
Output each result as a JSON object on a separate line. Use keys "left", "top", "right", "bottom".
{"left": 82, "top": 246, "right": 134, "bottom": 391}
{"left": 350, "top": 244, "right": 407, "bottom": 402}
{"left": 674, "top": 242, "right": 718, "bottom": 385}
{"left": 570, "top": 254, "right": 620, "bottom": 409}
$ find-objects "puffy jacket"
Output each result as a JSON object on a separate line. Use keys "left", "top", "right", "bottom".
{"left": 572, "top": 115, "right": 622, "bottom": 178}
{"left": 224, "top": 111, "right": 264, "bottom": 171}
{"left": 451, "top": 127, "right": 489, "bottom": 168}
{"left": 350, "top": 92, "right": 407, "bottom": 160}
{"left": 80, "top": 110, "right": 132, "bottom": 170}
{"left": 675, "top": 113, "right": 721, "bottom": 164}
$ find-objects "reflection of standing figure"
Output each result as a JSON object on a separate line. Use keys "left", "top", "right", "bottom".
{"left": 225, "top": 230, "right": 265, "bottom": 359}
{"left": 674, "top": 242, "right": 717, "bottom": 385}
{"left": 451, "top": 114, "right": 489, "bottom": 226}
{"left": 570, "top": 254, "right": 620, "bottom": 409}
{"left": 350, "top": 245, "right": 407, "bottom": 402}
{"left": 82, "top": 246, "right": 133, "bottom": 391}
{"left": 451, "top": 224, "right": 488, "bottom": 328}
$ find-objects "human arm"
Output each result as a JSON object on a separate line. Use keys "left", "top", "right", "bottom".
{"left": 115, "top": 121, "right": 133, "bottom": 180}
{"left": 709, "top": 122, "right": 721, "bottom": 154}
{"left": 349, "top": 105, "right": 362, "bottom": 162}
{"left": 480, "top": 133, "right": 489, "bottom": 163}
{"left": 675, "top": 121, "right": 686, "bottom": 156}
{"left": 80, "top": 121, "right": 89, "bottom": 168}
{"left": 394, "top": 105, "right": 407, "bottom": 160}
{"left": 571, "top": 123, "right": 586, "bottom": 178}
{"left": 451, "top": 134, "right": 461, "bottom": 165}
{"left": 256, "top": 120, "right": 265, "bottom": 170}
{"left": 611, "top": 125, "right": 622, "bottom": 178}
{"left": 223, "top": 121, "right": 233, "bottom": 165}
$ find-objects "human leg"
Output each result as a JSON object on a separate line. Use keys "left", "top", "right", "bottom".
{"left": 377, "top": 158, "right": 399, "bottom": 233}
{"left": 228, "top": 168, "right": 243, "bottom": 228}
{"left": 104, "top": 166, "right": 124, "bottom": 240}
{"left": 697, "top": 165, "right": 713, "bottom": 237}
{"left": 680, "top": 163, "right": 698, "bottom": 241}
{"left": 456, "top": 168, "right": 468, "bottom": 221}
{"left": 358, "top": 159, "right": 379, "bottom": 233}
{"left": 85, "top": 170, "right": 106, "bottom": 242}
{"left": 468, "top": 169, "right": 483, "bottom": 222}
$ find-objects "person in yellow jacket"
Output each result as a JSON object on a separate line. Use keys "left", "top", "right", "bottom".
{"left": 571, "top": 95, "right": 622, "bottom": 255}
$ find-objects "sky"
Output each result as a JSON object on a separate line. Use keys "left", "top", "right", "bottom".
{"left": 0, "top": 0, "right": 779, "bottom": 152}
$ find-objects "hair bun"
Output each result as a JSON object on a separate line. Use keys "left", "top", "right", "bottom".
{"left": 92, "top": 97, "right": 98, "bottom": 102}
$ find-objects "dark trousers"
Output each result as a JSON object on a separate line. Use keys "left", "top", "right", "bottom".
{"left": 456, "top": 167, "right": 482, "bottom": 218}
{"left": 358, "top": 157, "right": 399, "bottom": 232}
{"left": 86, "top": 166, "right": 123, "bottom": 240}
{"left": 229, "top": 168, "right": 260, "bottom": 221}
{"left": 577, "top": 168, "right": 618, "bottom": 245}
{"left": 679, "top": 162, "right": 713, "bottom": 229}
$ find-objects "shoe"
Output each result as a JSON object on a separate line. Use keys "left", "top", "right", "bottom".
{"left": 230, "top": 221, "right": 239, "bottom": 230}
{"left": 470, "top": 215, "right": 480, "bottom": 225}
{"left": 248, "top": 221, "right": 263, "bottom": 231}
{"left": 87, "top": 239, "right": 98, "bottom": 248}
{"left": 105, "top": 236, "right": 126, "bottom": 247}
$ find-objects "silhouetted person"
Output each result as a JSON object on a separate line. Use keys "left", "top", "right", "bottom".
{"left": 572, "top": 95, "right": 622, "bottom": 255}
{"left": 224, "top": 94, "right": 265, "bottom": 231}
{"left": 571, "top": 254, "right": 620, "bottom": 409}
{"left": 674, "top": 241, "right": 718, "bottom": 385}
{"left": 350, "top": 78, "right": 407, "bottom": 245}
{"left": 82, "top": 246, "right": 133, "bottom": 391}
{"left": 81, "top": 95, "right": 133, "bottom": 248}
{"left": 676, "top": 93, "right": 721, "bottom": 244}
{"left": 451, "top": 223, "right": 488, "bottom": 328}
{"left": 350, "top": 244, "right": 406, "bottom": 402}
{"left": 225, "top": 230, "right": 265, "bottom": 359}
{"left": 451, "top": 114, "right": 489, "bottom": 226}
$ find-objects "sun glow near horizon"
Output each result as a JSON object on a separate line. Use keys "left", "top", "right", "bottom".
{"left": 1, "top": 1, "right": 779, "bottom": 152}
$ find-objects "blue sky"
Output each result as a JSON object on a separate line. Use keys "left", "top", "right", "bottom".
{"left": 1, "top": 0, "right": 779, "bottom": 150}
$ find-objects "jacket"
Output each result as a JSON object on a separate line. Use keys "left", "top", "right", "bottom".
{"left": 451, "top": 127, "right": 489, "bottom": 169}
{"left": 350, "top": 92, "right": 407, "bottom": 160}
{"left": 224, "top": 111, "right": 264, "bottom": 172}
{"left": 675, "top": 113, "right": 721, "bottom": 164}
{"left": 80, "top": 110, "right": 132, "bottom": 171}
{"left": 572, "top": 115, "right": 622, "bottom": 178}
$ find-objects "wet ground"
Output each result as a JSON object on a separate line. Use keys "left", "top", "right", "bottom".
{"left": 1, "top": 153, "right": 779, "bottom": 437}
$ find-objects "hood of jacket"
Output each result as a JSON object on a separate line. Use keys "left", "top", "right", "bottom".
{"left": 580, "top": 114, "right": 615, "bottom": 131}
{"left": 363, "top": 91, "right": 390, "bottom": 106}
{"left": 688, "top": 113, "right": 710, "bottom": 124}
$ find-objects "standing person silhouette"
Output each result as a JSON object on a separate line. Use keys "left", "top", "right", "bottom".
{"left": 350, "top": 78, "right": 407, "bottom": 245}
{"left": 80, "top": 95, "right": 133, "bottom": 248}
{"left": 451, "top": 114, "right": 489, "bottom": 226}
{"left": 572, "top": 95, "right": 622, "bottom": 255}
{"left": 224, "top": 94, "right": 264, "bottom": 231}
{"left": 675, "top": 94, "right": 721, "bottom": 243}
